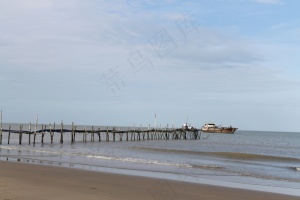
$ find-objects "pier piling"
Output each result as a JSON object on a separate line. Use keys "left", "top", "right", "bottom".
{"left": 7, "top": 125, "right": 11, "bottom": 144}
{"left": 19, "top": 125, "right": 23, "bottom": 145}
{"left": 60, "top": 121, "right": 64, "bottom": 144}
{"left": 97, "top": 128, "right": 101, "bottom": 142}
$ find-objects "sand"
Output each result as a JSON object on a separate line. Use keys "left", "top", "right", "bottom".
{"left": 0, "top": 161, "right": 298, "bottom": 200}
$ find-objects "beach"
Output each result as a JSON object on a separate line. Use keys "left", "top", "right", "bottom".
{"left": 0, "top": 128, "right": 300, "bottom": 199}
{"left": 0, "top": 161, "right": 298, "bottom": 200}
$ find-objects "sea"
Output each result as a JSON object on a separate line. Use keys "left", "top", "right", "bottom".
{"left": 0, "top": 123, "right": 300, "bottom": 196}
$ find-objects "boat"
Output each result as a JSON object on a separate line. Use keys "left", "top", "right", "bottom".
{"left": 201, "top": 123, "right": 237, "bottom": 134}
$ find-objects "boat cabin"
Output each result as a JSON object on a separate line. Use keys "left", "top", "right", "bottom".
{"left": 203, "top": 123, "right": 216, "bottom": 128}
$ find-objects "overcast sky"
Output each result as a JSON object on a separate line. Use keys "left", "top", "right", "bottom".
{"left": 1, "top": 0, "right": 300, "bottom": 131}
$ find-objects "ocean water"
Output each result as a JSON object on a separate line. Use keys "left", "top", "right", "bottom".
{"left": 0, "top": 123, "right": 300, "bottom": 196}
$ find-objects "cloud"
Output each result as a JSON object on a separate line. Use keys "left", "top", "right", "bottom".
{"left": 253, "top": 0, "right": 281, "bottom": 4}
{"left": 1, "top": 0, "right": 299, "bottom": 131}
{"left": 167, "top": 30, "right": 263, "bottom": 70}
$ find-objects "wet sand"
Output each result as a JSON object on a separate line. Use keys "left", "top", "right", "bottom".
{"left": 0, "top": 161, "right": 298, "bottom": 200}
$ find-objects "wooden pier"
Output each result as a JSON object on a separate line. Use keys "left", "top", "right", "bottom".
{"left": 0, "top": 124, "right": 201, "bottom": 145}
{"left": 0, "top": 112, "right": 201, "bottom": 145}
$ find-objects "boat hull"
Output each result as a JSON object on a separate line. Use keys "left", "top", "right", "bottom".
{"left": 201, "top": 128, "right": 237, "bottom": 134}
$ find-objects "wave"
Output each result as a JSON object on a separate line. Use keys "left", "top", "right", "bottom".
{"left": 290, "top": 167, "right": 300, "bottom": 171}
{"left": 133, "top": 147, "right": 300, "bottom": 162}
{"left": 0, "top": 145, "right": 192, "bottom": 169}
{"left": 86, "top": 155, "right": 192, "bottom": 168}
{"left": 191, "top": 164, "right": 223, "bottom": 170}
{"left": 204, "top": 152, "right": 300, "bottom": 162}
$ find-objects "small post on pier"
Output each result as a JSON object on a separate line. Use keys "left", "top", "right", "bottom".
{"left": 84, "top": 126, "right": 87, "bottom": 142}
{"left": 0, "top": 110, "right": 2, "bottom": 145}
{"left": 28, "top": 123, "right": 31, "bottom": 144}
{"left": 91, "top": 126, "right": 94, "bottom": 142}
{"left": 41, "top": 124, "right": 45, "bottom": 143}
{"left": 137, "top": 125, "right": 141, "bottom": 141}
{"left": 49, "top": 123, "right": 53, "bottom": 144}
{"left": 199, "top": 130, "right": 202, "bottom": 140}
{"left": 34, "top": 114, "right": 38, "bottom": 145}
{"left": 74, "top": 125, "right": 77, "bottom": 142}
{"left": 71, "top": 122, "right": 74, "bottom": 143}
{"left": 147, "top": 124, "right": 150, "bottom": 140}
{"left": 165, "top": 124, "right": 169, "bottom": 140}
{"left": 118, "top": 128, "right": 121, "bottom": 141}
{"left": 133, "top": 124, "right": 136, "bottom": 141}
{"left": 41, "top": 124, "right": 43, "bottom": 143}
{"left": 0, "top": 109, "right": 2, "bottom": 145}
{"left": 60, "top": 120, "right": 64, "bottom": 143}
{"left": 52, "top": 123, "right": 55, "bottom": 143}
{"left": 50, "top": 123, "right": 53, "bottom": 143}
{"left": 154, "top": 113, "right": 157, "bottom": 140}
{"left": 8, "top": 125, "right": 11, "bottom": 144}
{"left": 141, "top": 125, "right": 145, "bottom": 140}
{"left": 106, "top": 127, "right": 109, "bottom": 142}
{"left": 19, "top": 125, "right": 23, "bottom": 145}
{"left": 97, "top": 128, "right": 101, "bottom": 142}
{"left": 173, "top": 130, "right": 176, "bottom": 140}
{"left": 160, "top": 124, "right": 163, "bottom": 140}
{"left": 171, "top": 124, "right": 174, "bottom": 140}
{"left": 113, "top": 127, "right": 115, "bottom": 142}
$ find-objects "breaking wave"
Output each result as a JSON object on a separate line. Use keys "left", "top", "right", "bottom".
{"left": 86, "top": 155, "right": 192, "bottom": 168}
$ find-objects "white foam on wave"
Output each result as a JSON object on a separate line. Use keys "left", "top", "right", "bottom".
{"left": 292, "top": 167, "right": 300, "bottom": 171}
{"left": 0, "top": 145, "right": 24, "bottom": 151}
{"left": 0, "top": 145, "right": 88, "bottom": 158}
{"left": 87, "top": 155, "right": 192, "bottom": 168}
{"left": 192, "top": 164, "right": 222, "bottom": 169}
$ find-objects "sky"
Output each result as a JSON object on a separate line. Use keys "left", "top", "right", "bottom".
{"left": 1, "top": 0, "right": 300, "bottom": 132}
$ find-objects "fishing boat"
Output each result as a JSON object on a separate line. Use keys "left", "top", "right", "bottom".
{"left": 201, "top": 123, "right": 237, "bottom": 134}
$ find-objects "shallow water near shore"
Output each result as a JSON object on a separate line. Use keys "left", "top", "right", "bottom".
{"left": 1, "top": 123, "right": 300, "bottom": 196}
